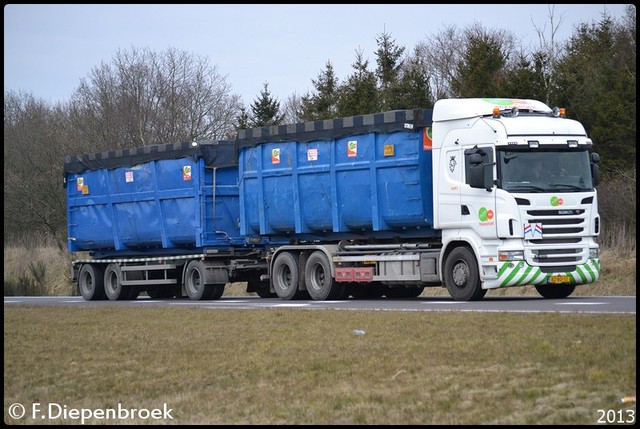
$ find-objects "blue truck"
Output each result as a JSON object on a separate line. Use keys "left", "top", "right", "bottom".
{"left": 66, "top": 98, "right": 602, "bottom": 301}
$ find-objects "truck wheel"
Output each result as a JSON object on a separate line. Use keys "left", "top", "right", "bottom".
{"left": 444, "top": 247, "right": 486, "bottom": 301}
{"left": 535, "top": 284, "right": 575, "bottom": 299}
{"left": 185, "top": 260, "right": 219, "bottom": 300}
{"left": 78, "top": 264, "right": 106, "bottom": 301}
{"left": 104, "top": 263, "right": 133, "bottom": 300}
{"left": 305, "top": 251, "right": 344, "bottom": 300}
{"left": 272, "top": 252, "right": 301, "bottom": 300}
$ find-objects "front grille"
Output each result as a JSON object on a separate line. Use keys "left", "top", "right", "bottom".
{"left": 524, "top": 206, "right": 589, "bottom": 267}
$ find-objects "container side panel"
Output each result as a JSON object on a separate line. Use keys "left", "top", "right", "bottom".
{"left": 238, "top": 128, "right": 437, "bottom": 241}
{"left": 66, "top": 156, "right": 245, "bottom": 254}
{"left": 67, "top": 169, "right": 116, "bottom": 251}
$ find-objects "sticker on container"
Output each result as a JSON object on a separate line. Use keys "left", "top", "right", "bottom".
{"left": 76, "top": 177, "right": 84, "bottom": 191}
{"left": 347, "top": 141, "right": 357, "bottom": 157}
{"left": 125, "top": 171, "right": 134, "bottom": 183}
{"left": 423, "top": 127, "right": 433, "bottom": 151}
{"left": 384, "top": 144, "right": 394, "bottom": 157}
{"left": 183, "top": 165, "right": 192, "bottom": 181}
{"left": 272, "top": 148, "right": 281, "bottom": 164}
{"left": 82, "top": 185, "right": 89, "bottom": 195}
{"left": 524, "top": 223, "right": 543, "bottom": 239}
{"left": 307, "top": 148, "right": 318, "bottom": 161}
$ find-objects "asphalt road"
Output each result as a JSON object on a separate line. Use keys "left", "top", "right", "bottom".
{"left": 4, "top": 295, "right": 636, "bottom": 314}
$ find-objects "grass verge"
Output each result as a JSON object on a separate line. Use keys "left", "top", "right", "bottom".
{"left": 3, "top": 306, "right": 636, "bottom": 425}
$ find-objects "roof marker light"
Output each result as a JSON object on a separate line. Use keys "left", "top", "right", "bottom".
{"left": 492, "top": 107, "right": 501, "bottom": 118}
{"left": 528, "top": 140, "right": 540, "bottom": 148}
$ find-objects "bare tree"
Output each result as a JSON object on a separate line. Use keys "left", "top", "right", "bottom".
{"left": 531, "top": 4, "right": 566, "bottom": 103}
{"left": 415, "top": 25, "right": 465, "bottom": 99}
{"left": 69, "top": 46, "right": 241, "bottom": 151}
{"left": 282, "top": 92, "right": 305, "bottom": 124}
{"left": 4, "top": 91, "right": 69, "bottom": 247}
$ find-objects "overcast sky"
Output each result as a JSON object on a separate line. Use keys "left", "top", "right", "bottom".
{"left": 4, "top": 4, "right": 632, "bottom": 106}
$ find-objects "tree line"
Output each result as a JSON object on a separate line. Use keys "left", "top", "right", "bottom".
{"left": 3, "top": 5, "right": 636, "bottom": 249}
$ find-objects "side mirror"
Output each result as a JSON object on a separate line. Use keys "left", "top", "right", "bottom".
{"left": 467, "top": 153, "right": 485, "bottom": 189}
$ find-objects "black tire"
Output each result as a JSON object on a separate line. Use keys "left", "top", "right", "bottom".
{"left": 210, "top": 284, "right": 225, "bottom": 300}
{"left": 272, "top": 252, "right": 301, "bottom": 300}
{"left": 184, "top": 260, "right": 220, "bottom": 300}
{"left": 535, "top": 284, "right": 576, "bottom": 299}
{"left": 305, "top": 251, "right": 344, "bottom": 301}
{"left": 78, "top": 264, "right": 106, "bottom": 301}
{"left": 104, "top": 263, "right": 130, "bottom": 300}
{"left": 444, "top": 247, "right": 486, "bottom": 301}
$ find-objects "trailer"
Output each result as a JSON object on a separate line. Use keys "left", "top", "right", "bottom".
{"left": 64, "top": 140, "right": 275, "bottom": 300}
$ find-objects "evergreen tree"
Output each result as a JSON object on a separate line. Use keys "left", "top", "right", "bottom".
{"left": 553, "top": 9, "right": 636, "bottom": 174}
{"left": 235, "top": 106, "right": 250, "bottom": 130}
{"left": 452, "top": 25, "right": 511, "bottom": 97}
{"left": 300, "top": 60, "right": 339, "bottom": 121}
{"left": 388, "top": 50, "right": 433, "bottom": 109}
{"left": 375, "top": 30, "right": 405, "bottom": 110}
{"left": 502, "top": 50, "right": 547, "bottom": 101}
{"left": 249, "top": 82, "right": 285, "bottom": 127}
{"left": 336, "top": 49, "right": 379, "bottom": 116}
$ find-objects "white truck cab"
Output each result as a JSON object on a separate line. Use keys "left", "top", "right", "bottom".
{"left": 432, "top": 98, "right": 600, "bottom": 300}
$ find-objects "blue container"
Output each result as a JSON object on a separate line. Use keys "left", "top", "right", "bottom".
{"left": 65, "top": 141, "right": 248, "bottom": 256}
{"left": 237, "top": 109, "right": 437, "bottom": 241}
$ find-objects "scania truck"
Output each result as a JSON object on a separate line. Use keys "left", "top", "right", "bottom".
{"left": 66, "top": 98, "right": 601, "bottom": 301}
{"left": 236, "top": 98, "right": 601, "bottom": 301}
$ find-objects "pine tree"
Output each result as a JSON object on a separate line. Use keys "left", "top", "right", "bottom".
{"left": 235, "top": 106, "right": 250, "bottom": 130}
{"left": 336, "top": 49, "right": 379, "bottom": 116}
{"left": 249, "top": 82, "right": 285, "bottom": 127}
{"left": 300, "top": 60, "right": 339, "bottom": 120}
{"left": 375, "top": 30, "right": 405, "bottom": 110}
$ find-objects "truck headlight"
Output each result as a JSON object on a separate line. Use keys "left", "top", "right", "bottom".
{"left": 499, "top": 251, "right": 524, "bottom": 261}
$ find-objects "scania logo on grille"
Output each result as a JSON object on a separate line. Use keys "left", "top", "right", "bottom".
{"left": 558, "top": 210, "right": 575, "bottom": 215}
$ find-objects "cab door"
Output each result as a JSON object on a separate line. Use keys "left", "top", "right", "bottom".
{"left": 462, "top": 145, "right": 497, "bottom": 238}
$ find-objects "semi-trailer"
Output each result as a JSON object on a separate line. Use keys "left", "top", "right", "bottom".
{"left": 66, "top": 98, "right": 601, "bottom": 301}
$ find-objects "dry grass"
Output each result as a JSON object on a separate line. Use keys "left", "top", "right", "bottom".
{"left": 3, "top": 306, "right": 636, "bottom": 425}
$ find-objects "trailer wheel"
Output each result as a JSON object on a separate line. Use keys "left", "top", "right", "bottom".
{"left": 272, "top": 252, "right": 302, "bottom": 300}
{"left": 444, "top": 247, "right": 487, "bottom": 301}
{"left": 104, "top": 263, "right": 136, "bottom": 300}
{"left": 305, "top": 251, "right": 344, "bottom": 300}
{"left": 78, "top": 263, "right": 106, "bottom": 301}
{"left": 184, "top": 260, "right": 220, "bottom": 300}
{"left": 535, "top": 284, "right": 575, "bottom": 299}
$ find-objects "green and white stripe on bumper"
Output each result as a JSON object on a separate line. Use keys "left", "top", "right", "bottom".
{"left": 495, "top": 258, "right": 600, "bottom": 288}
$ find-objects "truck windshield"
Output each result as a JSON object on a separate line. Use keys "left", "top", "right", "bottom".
{"left": 498, "top": 150, "right": 593, "bottom": 193}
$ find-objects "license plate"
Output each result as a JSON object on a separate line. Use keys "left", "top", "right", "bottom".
{"left": 549, "top": 275, "right": 571, "bottom": 284}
